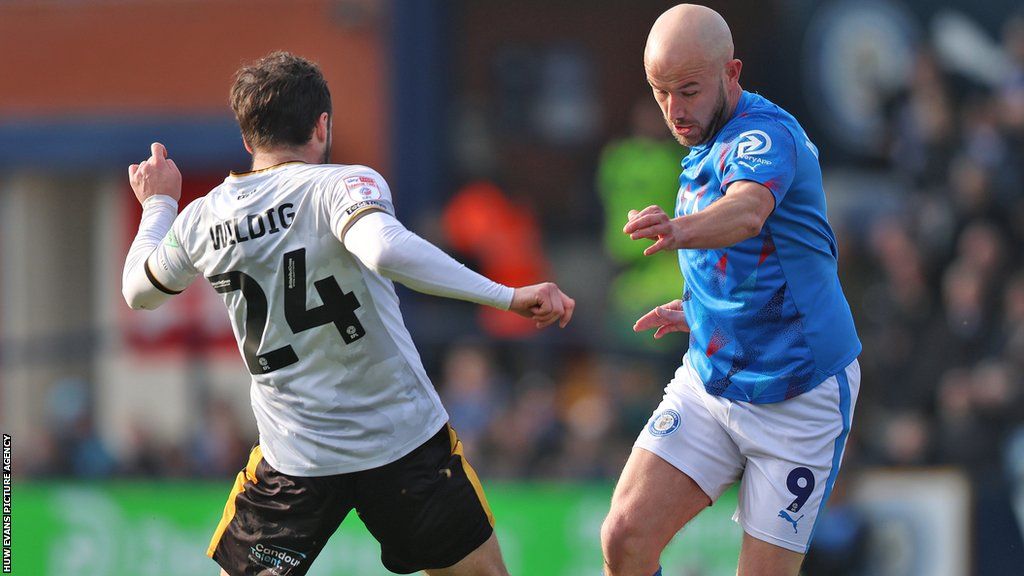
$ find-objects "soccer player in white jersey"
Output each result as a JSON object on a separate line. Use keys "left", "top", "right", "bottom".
{"left": 122, "top": 52, "right": 573, "bottom": 576}
{"left": 601, "top": 5, "right": 861, "bottom": 576}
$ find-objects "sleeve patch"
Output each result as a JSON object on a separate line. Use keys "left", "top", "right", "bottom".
{"left": 164, "top": 229, "right": 181, "bottom": 248}
{"left": 345, "top": 199, "right": 389, "bottom": 216}
{"left": 345, "top": 175, "right": 383, "bottom": 202}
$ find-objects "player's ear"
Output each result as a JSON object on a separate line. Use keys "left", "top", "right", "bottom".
{"left": 314, "top": 112, "right": 330, "bottom": 144}
{"left": 725, "top": 58, "right": 742, "bottom": 84}
{"left": 242, "top": 137, "right": 253, "bottom": 155}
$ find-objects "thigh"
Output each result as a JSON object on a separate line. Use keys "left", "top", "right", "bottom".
{"left": 733, "top": 360, "right": 860, "bottom": 555}
{"left": 631, "top": 362, "right": 745, "bottom": 503}
{"left": 607, "top": 446, "right": 715, "bottom": 548}
{"left": 207, "top": 445, "right": 354, "bottom": 576}
{"left": 736, "top": 531, "right": 805, "bottom": 576}
{"left": 354, "top": 424, "right": 499, "bottom": 575}
{"left": 423, "top": 533, "right": 508, "bottom": 576}
{"left": 608, "top": 361, "right": 746, "bottom": 542}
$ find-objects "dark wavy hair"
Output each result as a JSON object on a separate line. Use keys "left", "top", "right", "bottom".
{"left": 230, "top": 51, "right": 332, "bottom": 150}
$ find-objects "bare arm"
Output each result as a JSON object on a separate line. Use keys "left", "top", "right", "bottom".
{"left": 624, "top": 180, "right": 776, "bottom": 253}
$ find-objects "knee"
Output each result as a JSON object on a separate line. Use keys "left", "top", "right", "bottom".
{"left": 601, "top": 511, "right": 656, "bottom": 573}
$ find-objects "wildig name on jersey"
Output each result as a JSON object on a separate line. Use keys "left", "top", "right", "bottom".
{"left": 211, "top": 203, "right": 295, "bottom": 251}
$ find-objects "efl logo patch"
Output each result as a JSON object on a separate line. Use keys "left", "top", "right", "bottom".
{"left": 736, "top": 130, "right": 772, "bottom": 157}
{"left": 345, "top": 175, "right": 383, "bottom": 202}
{"left": 648, "top": 409, "right": 681, "bottom": 436}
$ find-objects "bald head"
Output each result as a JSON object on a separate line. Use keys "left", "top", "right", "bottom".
{"left": 645, "top": 4, "right": 734, "bottom": 72}
{"left": 642, "top": 4, "right": 742, "bottom": 146}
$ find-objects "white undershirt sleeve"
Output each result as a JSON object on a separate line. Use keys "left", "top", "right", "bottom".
{"left": 122, "top": 195, "right": 198, "bottom": 310}
{"left": 343, "top": 210, "right": 514, "bottom": 310}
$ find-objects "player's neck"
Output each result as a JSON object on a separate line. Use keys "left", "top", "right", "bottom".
{"left": 250, "top": 146, "right": 319, "bottom": 171}
{"left": 724, "top": 83, "right": 743, "bottom": 121}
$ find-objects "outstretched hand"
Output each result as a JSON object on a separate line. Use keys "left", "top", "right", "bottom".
{"left": 623, "top": 205, "right": 682, "bottom": 256}
{"left": 510, "top": 282, "right": 576, "bottom": 329}
{"left": 634, "top": 299, "right": 689, "bottom": 338}
{"left": 128, "top": 142, "right": 182, "bottom": 205}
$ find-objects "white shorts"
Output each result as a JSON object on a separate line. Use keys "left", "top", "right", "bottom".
{"left": 634, "top": 355, "right": 860, "bottom": 553}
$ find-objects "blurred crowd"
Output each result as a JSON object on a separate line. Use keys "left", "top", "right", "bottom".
{"left": 832, "top": 14, "right": 1024, "bottom": 570}
{"left": 853, "top": 17, "right": 1024, "bottom": 482}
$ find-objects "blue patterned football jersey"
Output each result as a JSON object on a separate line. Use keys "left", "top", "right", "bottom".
{"left": 676, "top": 91, "right": 860, "bottom": 403}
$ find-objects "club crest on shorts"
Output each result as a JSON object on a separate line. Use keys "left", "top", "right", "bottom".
{"left": 648, "top": 409, "right": 681, "bottom": 436}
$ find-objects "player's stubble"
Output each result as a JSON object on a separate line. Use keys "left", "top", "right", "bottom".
{"left": 667, "top": 80, "right": 729, "bottom": 147}
{"left": 321, "top": 125, "right": 333, "bottom": 164}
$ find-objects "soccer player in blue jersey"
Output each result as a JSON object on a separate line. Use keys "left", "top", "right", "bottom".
{"left": 600, "top": 5, "right": 862, "bottom": 576}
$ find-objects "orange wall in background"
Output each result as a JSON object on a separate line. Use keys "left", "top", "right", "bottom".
{"left": 0, "top": 0, "right": 390, "bottom": 168}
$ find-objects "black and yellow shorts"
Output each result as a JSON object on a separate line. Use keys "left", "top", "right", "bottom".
{"left": 207, "top": 424, "right": 494, "bottom": 575}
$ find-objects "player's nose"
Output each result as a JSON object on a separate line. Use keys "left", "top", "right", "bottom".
{"left": 666, "top": 93, "right": 688, "bottom": 123}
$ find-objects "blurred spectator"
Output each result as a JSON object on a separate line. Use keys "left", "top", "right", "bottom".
{"left": 859, "top": 218, "right": 932, "bottom": 408}
{"left": 38, "top": 377, "right": 116, "bottom": 478}
{"left": 804, "top": 471, "right": 870, "bottom": 576}
{"left": 482, "top": 372, "right": 561, "bottom": 479}
{"left": 912, "top": 261, "right": 994, "bottom": 392}
{"left": 555, "top": 355, "right": 619, "bottom": 479}
{"left": 998, "top": 272, "right": 1024, "bottom": 367}
{"left": 876, "top": 411, "right": 932, "bottom": 466}
{"left": 439, "top": 342, "right": 507, "bottom": 460}
{"left": 886, "top": 49, "right": 956, "bottom": 189}
{"left": 442, "top": 181, "right": 550, "bottom": 338}
{"left": 1000, "top": 13, "right": 1024, "bottom": 171}
{"left": 189, "top": 397, "right": 250, "bottom": 478}
{"left": 955, "top": 220, "right": 1008, "bottom": 286}
{"left": 948, "top": 155, "right": 1007, "bottom": 231}
{"left": 121, "top": 420, "right": 167, "bottom": 477}
{"left": 598, "top": 97, "right": 685, "bottom": 341}
{"left": 934, "top": 367, "right": 991, "bottom": 471}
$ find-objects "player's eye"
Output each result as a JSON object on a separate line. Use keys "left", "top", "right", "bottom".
{"left": 682, "top": 91, "right": 698, "bottom": 97}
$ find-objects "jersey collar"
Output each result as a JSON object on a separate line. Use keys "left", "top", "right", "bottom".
{"left": 229, "top": 161, "right": 307, "bottom": 178}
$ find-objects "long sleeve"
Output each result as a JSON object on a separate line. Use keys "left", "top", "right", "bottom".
{"left": 343, "top": 210, "right": 513, "bottom": 310}
{"left": 122, "top": 195, "right": 197, "bottom": 309}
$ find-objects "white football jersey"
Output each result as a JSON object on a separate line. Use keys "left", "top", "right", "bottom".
{"left": 147, "top": 162, "right": 448, "bottom": 476}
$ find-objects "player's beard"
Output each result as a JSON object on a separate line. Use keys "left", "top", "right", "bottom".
{"left": 320, "top": 130, "right": 332, "bottom": 164}
{"left": 669, "top": 80, "right": 729, "bottom": 147}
